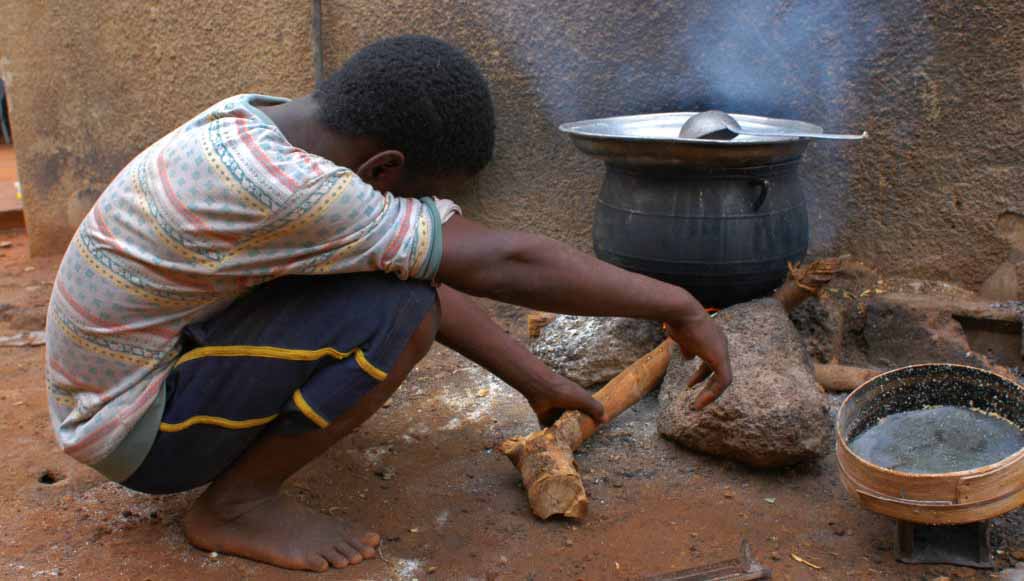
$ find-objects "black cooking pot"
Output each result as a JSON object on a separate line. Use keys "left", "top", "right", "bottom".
{"left": 561, "top": 112, "right": 822, "bottom": 308}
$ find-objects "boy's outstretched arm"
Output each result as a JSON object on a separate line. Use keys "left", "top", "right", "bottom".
{"left": 438, "top": 215, "right": 733, "bottom": 411}
{"left": 436, "top": 284, "right": 607, "bottom": 426}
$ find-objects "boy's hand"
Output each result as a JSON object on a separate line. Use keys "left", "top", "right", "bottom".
{"left": 527, "top": 378, "right": 608, "bottom": 427}
{"left": 664, "top": 314, "right": 733, "bottom": 410}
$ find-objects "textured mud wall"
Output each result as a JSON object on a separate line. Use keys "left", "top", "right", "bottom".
{"left": 0, "top": 1, "right": 313, "bottom": 254}
{"left": 2, "top": 0, "right": 1022, "bottom": 288}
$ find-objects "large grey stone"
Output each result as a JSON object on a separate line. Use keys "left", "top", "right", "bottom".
{"left": 531, "top": 316, "right": 663, "bottom": 389}
{"left": 658, "top": 298, "right": 831, "bottom": 468}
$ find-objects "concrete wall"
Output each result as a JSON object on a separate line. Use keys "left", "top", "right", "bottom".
{"left": 1, "top": 0, "right": 1022, "bottom": 289}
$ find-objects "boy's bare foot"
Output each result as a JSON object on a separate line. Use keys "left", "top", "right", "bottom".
{"left": 183, "top": 490, "right": 380, "bottom": 571}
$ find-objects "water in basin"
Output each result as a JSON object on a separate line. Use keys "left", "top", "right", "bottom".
{"left": 850, "top": 405, "right": 1024, "bottom": 474}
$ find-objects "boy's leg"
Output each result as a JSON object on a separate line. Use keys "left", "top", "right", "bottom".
{"left": 120, "top": 273, "right": 439, "bottom": 571}
{"left": 183, "top": 301, "right": 437, "bottom": 571}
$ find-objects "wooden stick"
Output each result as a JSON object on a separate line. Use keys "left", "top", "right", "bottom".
{"left": 814, "top": 363, "right": 882, "bottom": 393}
{"left": 499, "top": 339, "right": 673, "bottom": 519}
{"left": 773, "top": 257, "right": 842, "bottom": 312}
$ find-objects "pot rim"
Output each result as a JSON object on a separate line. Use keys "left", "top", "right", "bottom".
{"left": 559, "top": 111, "right": 825, "bottom": 145}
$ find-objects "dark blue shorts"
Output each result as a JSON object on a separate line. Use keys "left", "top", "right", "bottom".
{"left": 122, "top": 272, "right": 437, "bottom": 494}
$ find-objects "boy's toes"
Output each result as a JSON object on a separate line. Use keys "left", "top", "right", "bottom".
{"left": 305, "top": 554, "right": 330, "bottom": 572}
{"left": 360, "top": 532, "right": 381, "bottom": 554}
{"left": 336, "top": 543, "right": 363, "bottom": 565}
{"left": 325, "top": 549, "right": 350, "bottom": 569}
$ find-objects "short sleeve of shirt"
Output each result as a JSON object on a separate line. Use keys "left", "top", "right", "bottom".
{"left": 217, "top": 167, "right": 461, "bottom": 282}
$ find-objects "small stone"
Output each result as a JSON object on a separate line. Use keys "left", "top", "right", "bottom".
{"left": 1012, "top": 549, "right": 1024, "bottom": 561}
{"left": 23, "top": 266, "right": 35, "bottom": 272}
{"left": 564, "top": 538, "right": 573, "bottom": 547}
{"left": 764, "top": 497, "right": 776, "bottom": 504}
{"left": 210, "top": 552, "right": 219, "bottom": 558}
{"left": 770, "top": 551, "right": 781, "bottom": 561}
{"left": 375, "top": 466, "right": 396, "bottom": 481}
{"left": 723, "top": 490, "right": 734, "bottom": 499}
{"left": 477, "top": 388, "right": 489, "bottom": 397}
{"left": 499, "top": 555, "right": 509, "bottom": 565}
{"left": 0, "top": 241, "right": 11, "bottom": 248}
{"left": 382, "top": 398, "right": 393, "bottom": 408}
{"left": 409, "top": 528, "right": 420, "bottom": 533}
{"left": 428, "top": 566, "right": 438, "bottom": 574}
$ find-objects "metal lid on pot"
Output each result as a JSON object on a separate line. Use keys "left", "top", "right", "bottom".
{"left": 560, "top": 112, "right": 824, "bottom": 168}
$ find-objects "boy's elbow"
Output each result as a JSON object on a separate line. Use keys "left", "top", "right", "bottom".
{"left": 452, "top": 233, "right": 547, "bottom": 302}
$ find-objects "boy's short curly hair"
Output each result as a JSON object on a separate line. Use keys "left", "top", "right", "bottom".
{"left": 314, "top": 35, "right": 496, "bottom": 177}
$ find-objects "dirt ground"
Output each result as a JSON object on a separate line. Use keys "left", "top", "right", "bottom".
{"left": 1, "top": 226, "right": 1022, "bottom": 581}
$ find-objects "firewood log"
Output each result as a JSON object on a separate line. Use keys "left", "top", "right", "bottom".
{"left": 499, "top": 339, "right": 673, "bottom": 519}
{"left": 814, "top": 363, "right": 882, "bottom": 392}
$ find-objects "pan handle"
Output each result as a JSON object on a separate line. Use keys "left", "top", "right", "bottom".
{"left": 750, "top": 178, "right": 770, "bottom": 212}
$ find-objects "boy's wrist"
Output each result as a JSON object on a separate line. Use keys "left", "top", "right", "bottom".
{"left": 659, "top": 287, "right": 707, "bottom": 328}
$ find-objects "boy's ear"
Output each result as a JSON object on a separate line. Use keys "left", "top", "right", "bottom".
{"left": 356, "top": 150, "right": 406, "bottom": 191}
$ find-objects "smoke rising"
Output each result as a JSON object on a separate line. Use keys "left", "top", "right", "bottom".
{"left": 483, "top": 0, "right": 908, "bottom": 124}
{"left": 480, "top": 0, "right": 928, "bottom": 252}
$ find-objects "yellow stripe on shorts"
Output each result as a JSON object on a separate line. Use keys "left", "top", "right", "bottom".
{"left": 159, "top": 413, "right": 279, "bottom": 432}
{"left": 174, "top": 344, "right": 388, "bottom": 381}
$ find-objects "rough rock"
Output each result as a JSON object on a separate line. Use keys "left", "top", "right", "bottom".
{"left": 658, "top": 298, "right": 831, "bottom": 468}
{"left": 530, "top": 316, "right": 663, "bottom": 388}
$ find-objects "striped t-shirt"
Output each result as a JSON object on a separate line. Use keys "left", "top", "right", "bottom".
{"left": 45, "top": 94, "right": 458, "bottom": 480}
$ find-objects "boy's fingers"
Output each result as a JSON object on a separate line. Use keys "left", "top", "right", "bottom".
{"left": 691, "top": 375, "right": 730, "bottom": 411}
{"left": 582, "top": 396, "right": 608, "bottom": 424}
{"left": 687, "top": 361, "right": 713, "bottom": 388}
